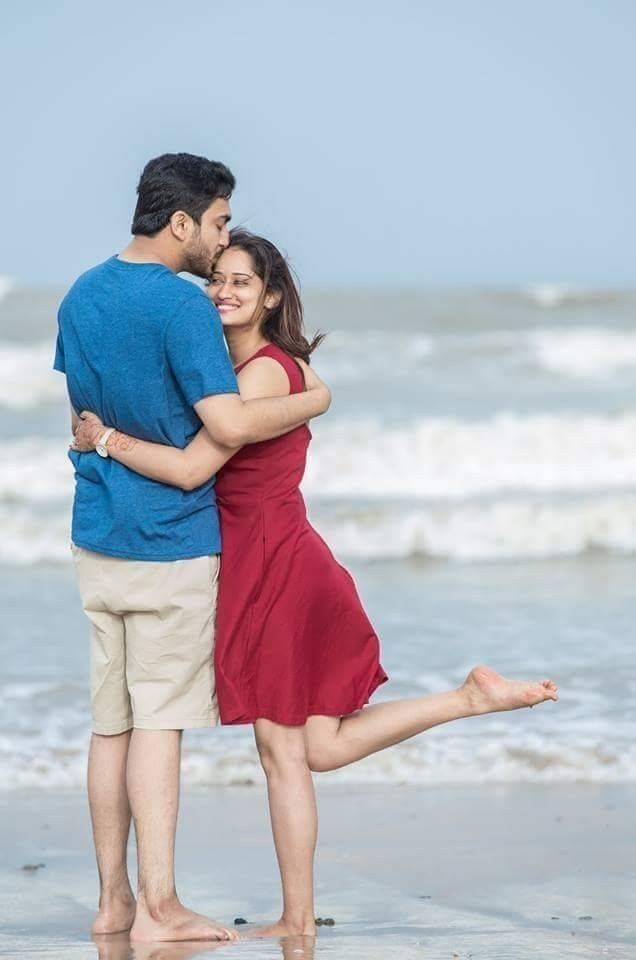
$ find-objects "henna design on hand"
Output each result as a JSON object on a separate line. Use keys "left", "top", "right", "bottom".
{"left": 74, "top": 419, "right": 103, "bottom": 449}
{"left": 107, "top": 431, "right": 138, "bottom": 453}
{"left": 72, "top": 414, "right": 138, "bottom": 455}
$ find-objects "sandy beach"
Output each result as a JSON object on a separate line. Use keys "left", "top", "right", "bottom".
{"left": 4, "top": 1, "right": 636, "bottom": 956}
{"left": 2, "top": 290, "right": 636, "bottom": 960}
{"left": 1, "top": 782, "right": 633, "bottom": 959}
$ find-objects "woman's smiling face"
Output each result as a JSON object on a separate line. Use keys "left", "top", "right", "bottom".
{"left": 208, "top": 247, "right": 265, "bottom": 330}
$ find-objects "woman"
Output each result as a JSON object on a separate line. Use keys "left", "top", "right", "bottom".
{"left": 74, "top": 230, "right": 558, "bottom": 938}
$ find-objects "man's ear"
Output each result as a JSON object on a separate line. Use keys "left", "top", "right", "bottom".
{"left": 168, "top": 210, "right": 193, "bottom": 242}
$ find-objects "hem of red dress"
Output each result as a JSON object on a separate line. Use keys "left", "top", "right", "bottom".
{"left": 219, "top": 671, "right": 388, "bottom": 727}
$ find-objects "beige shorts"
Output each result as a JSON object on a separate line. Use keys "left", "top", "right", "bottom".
{"left": 72, "top": 545, "right": 219, "bottom": 735}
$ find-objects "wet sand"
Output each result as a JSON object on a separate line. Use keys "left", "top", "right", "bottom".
{"left": 1, "top": 783, "right": 634, "bottom": 959}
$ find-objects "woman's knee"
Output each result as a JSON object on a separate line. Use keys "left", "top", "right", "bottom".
{"left": 306, "top": 743, "right": 337, "bottom": 773}
{"left": 255, "top": 721, "right": 309, "bottom": 776}
{"left": 305, "top": 719, "right": 341, "bottom": 772}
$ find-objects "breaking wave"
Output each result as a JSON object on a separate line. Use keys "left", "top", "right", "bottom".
{"left": 4, "top": 408, "right": 636, "bottom": 563}
{"left": 1, "top": 678, "right": 633, "bottom": 789}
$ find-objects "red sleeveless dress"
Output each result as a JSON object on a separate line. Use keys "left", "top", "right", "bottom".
{"left": 214, "top": 343, "right": 388, "bottom": 726}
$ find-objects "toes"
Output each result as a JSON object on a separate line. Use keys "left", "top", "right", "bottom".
{"left": 539, "top": 680, "right": 559, "bottom": 701}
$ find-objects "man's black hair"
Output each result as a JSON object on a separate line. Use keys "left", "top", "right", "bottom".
{"left": 131, "top": 153, "right": 235, "bottom": 236}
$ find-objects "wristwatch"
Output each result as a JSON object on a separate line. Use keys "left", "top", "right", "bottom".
{"left": 96, "top": 428, "right": 115, "bottom": 458}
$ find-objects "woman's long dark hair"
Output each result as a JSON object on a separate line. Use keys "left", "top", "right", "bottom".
{"left": 227, "top": 229, "right": 325, "bottom": 362}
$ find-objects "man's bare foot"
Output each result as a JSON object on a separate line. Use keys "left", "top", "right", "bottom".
{"left": 461, "top": 664, "right": 558, "bottom": 715}
{"left": 92, "top": 893, "right": 137, "bottom": 935}
{"left": 130, "top": 898, "right": 238, "bottom": 943}
{"left": 246, "top": 918, "right": 316, "bottom": 939}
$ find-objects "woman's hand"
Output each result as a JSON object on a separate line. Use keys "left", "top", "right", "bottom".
{"left": 72, "top": 411, "right": 107, "bottom": 452}
{"left": 295, "top": 358, "right": 331, "bottom": 413}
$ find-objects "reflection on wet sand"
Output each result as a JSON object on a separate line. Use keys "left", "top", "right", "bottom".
{"left": 92, "top": 932, "right": 316, "bottom": 960}
{"left": 93, "top": 932, "right": 221, "bottom": 960}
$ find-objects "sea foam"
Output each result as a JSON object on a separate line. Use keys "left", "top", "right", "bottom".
{"left": 531, "top": 327, "right": 636, "bottom": 378}
{"left": 310, "top": 495, "right": 636, "bottom": 561}
{"left": 4, "top": 410, "right": 636, "bottom": 563}
{"left": 9, "top": 412, "right": 636, "bottom": 506}
{"left": 0, "top": 340, "right": 64, "bottom": 409}
{"left": 1, "top": 678, "right": 633, "bottom": 789}
{"left": 305, "top": 412, "right": 636, "bottom": 499}
{"left": 4, "top": 323, "right": 636, "bottom": 414}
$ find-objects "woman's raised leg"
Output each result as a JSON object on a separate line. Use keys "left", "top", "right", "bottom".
{"left": 305, "top": 664, "right": 558, "bottom": 772}
{"left": 251, "top": 719, "right": 318, "bottom": 938}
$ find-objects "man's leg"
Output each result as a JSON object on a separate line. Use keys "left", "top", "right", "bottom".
{"left": 72, "top": 546, "right": 137, "bottom": 934}
{"left": 125, "top": 555, "right": 236, "bottom": 943}
{"left": 127, "top": 729, "right": 236, "bottom": 942}
{"left": 88, "top": 731, "right": 136, "bottom": 934}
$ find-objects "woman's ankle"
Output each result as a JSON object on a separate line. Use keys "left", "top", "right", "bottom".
{"left": 280, "top": 909, "right": 316, "bottom": 933}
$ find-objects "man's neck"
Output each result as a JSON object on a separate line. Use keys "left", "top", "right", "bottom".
{"left": 118, "top": 236, "right": 182, "bottom": 272}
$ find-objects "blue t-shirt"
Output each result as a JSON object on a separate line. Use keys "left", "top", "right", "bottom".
{"left": 54, "top": 256, "right": 239, "bottom": 561}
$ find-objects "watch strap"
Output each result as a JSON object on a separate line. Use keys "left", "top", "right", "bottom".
{"left": 97, "top": 428, "right": 115, "bottom": 455}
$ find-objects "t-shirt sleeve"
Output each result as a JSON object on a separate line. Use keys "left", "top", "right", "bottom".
{"left": 165, "top": 291, "right": 238, "bottom": 406}
{"left": 53, "top": 330, "right": 65, "bottom": 373}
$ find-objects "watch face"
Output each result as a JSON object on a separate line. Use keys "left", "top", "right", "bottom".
{"left": 96, "top": 444, "right": 107, "bottom": 458}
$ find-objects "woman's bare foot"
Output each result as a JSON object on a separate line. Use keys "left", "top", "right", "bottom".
{"left": 92, "top": 892, "right": 137, "bottom": 935}
{"left": 461, "top": 665, "right": 558, "bottom": 715}
{"left": 130, "top": 897, "right": 238, "bottom": 943}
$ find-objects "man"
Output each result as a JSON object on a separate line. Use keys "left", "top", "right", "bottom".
{"left": 54, "top": 153, "right": 330, "bottom": 943}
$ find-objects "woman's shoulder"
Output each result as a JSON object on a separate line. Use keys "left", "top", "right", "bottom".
{"left": 244, "top": 343, "right": 305, "bottom": 394}
{"left": 256, "top": 342, "right": 294, "bottom": 363}
{"left": 235, "top": 347, "right": 291, "bottom": 399}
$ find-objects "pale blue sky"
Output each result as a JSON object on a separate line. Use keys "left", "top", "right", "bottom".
{"left": 2, "top": 0, "right": 635, "bottom": 287}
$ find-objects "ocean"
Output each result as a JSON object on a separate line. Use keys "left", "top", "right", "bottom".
{"left": 1, "top": 278, "right": 635, "bottom": 790}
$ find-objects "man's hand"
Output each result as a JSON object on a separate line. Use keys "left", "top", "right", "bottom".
{"left": 295, "top": 358, "right": 331, "bottom": 414}
{"left": 72, "top": 411, "right": 105, "bottom": 452}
